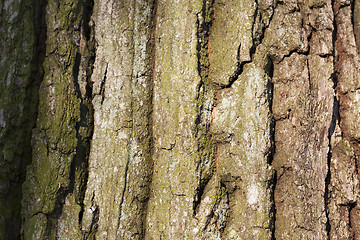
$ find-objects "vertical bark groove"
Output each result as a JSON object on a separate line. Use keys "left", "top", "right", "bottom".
{"left": 143, "top": 0, "right": 158, "bottom": 234}
{"left": 194, "top": 0, "right": 216, "bottom": 217}
{"left": 330, "top": 0, "right": 360, "bottom": 236}
{"left": 20, "top": 0, "right": 97, "bottom": 238}
{"left": 353, "top": 0, "right": 360, "bottom": 52}
{"left": 0, "top": 0, "right": 47, "bottom": 238}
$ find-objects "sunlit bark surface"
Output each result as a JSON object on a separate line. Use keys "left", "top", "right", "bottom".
{"left": 1, "top": 0, "right": 360, "bottom": 239}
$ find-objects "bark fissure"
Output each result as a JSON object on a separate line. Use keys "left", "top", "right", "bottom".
{"left": 46, "top": 0, "right": 97, "bottom": 237}
{"left": 0, "top": 0, "right": 47, "bottom": 237}
{"left": 77, "top": 0, "right": 96, "bottom": 228}
{"left": 21, "top": 0, "right": 48, "bottom": 236}
{"left": 353, "top": 0, "right": 360, "bottom": 52}
{"left": 194, "top": 0, "right": 216, "bottom": 216}
{"left": 19, "top": 0, "right": 98, "bottom": 238}
{"left": 117, "top": 139, "right": 131, "bottom": 229}
{"left": 84, "top": 192, "right": 99, "bottom": 239}
{"left": 99, "top": 63, "right": 108, "bottom": 104}
{"left": 270, "top": 170, "right": 277, "bottom": 240}
{"left": 116, "top": 1, "right": 158, "bottom": 238}
{"left": 266, "top": 58, "right": 276, "bottom": 240}
{"left": 143, "top": 1, "right": 158, "bottom": 236}
{"left": 221, "top": 1, "right": 274, "bottom": 89}
{"left": 324, "top": 5, "right": 339, "bottom": 237}
{"left": 324, "top": 100, "right": 336, "bottom": 240}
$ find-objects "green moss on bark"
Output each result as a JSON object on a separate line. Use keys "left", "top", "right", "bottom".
{"left": 22, "top": 1, "right": 88, "bottom": 239}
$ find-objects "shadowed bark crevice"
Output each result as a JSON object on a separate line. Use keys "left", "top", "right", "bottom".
{"left": 194, "top": 0, "right": 217, "bottom": 217}
{"left": 221, "top": 0, "right": 274, "bottom": 89}
{"left": 144, "top": 0, "right": 157, "bottom": 226}
{"left": 328, "top": 0, "right": 360, "bottom": 238}
{"left": 324, "top": 7, "right": 340, "bottom": 235}
{"left": 75, "top": 0, "right": 96, "bottom": 230}
{"left": 38, "top": 1, "right": 96, "bottom": 238}
{"left": 270, "top": 171, "right": 277, "bottom": 240}
{"left": 266, "top": 57, "right": 276, "bottom": 240}
{"left": 83, "top": 192, "right": 99, "bottom": 239}
{"left": 99, "top": 63, "right": 108, "bottom": 104}
{"left": 11, "top": 0, "right": 48, "bottom": 238}
{"left": 352, "top": 0, "right": 360, "bottom": 53}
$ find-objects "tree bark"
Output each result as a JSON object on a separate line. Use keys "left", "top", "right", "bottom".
{"left": 1, "top": 0, "right": 360, "bottom": 239}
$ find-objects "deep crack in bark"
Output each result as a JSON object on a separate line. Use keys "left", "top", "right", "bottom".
{"left": 194, "top": 0, "right": 216, "bottom": 217}
{"left": 42, "top": 1, "right": 96, "bottom": 237}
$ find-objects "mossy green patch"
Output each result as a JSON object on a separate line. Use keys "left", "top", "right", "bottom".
{"left": 23, "top": 213, "right": 47, "bottom": 240}
{"left": 22, "top": 0, "right": 86, "bottom": 238}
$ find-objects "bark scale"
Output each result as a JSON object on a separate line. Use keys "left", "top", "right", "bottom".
{"left": 1, "top": 0, "right": 360, "bottom": 239}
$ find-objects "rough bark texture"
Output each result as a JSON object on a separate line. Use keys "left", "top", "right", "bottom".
{"left": 1, "top": 0, "right": 360, "bottom": 239}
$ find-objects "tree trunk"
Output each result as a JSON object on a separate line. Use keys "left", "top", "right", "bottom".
{"left": 1, "top": 0, "right": 360, "bottom": 239}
